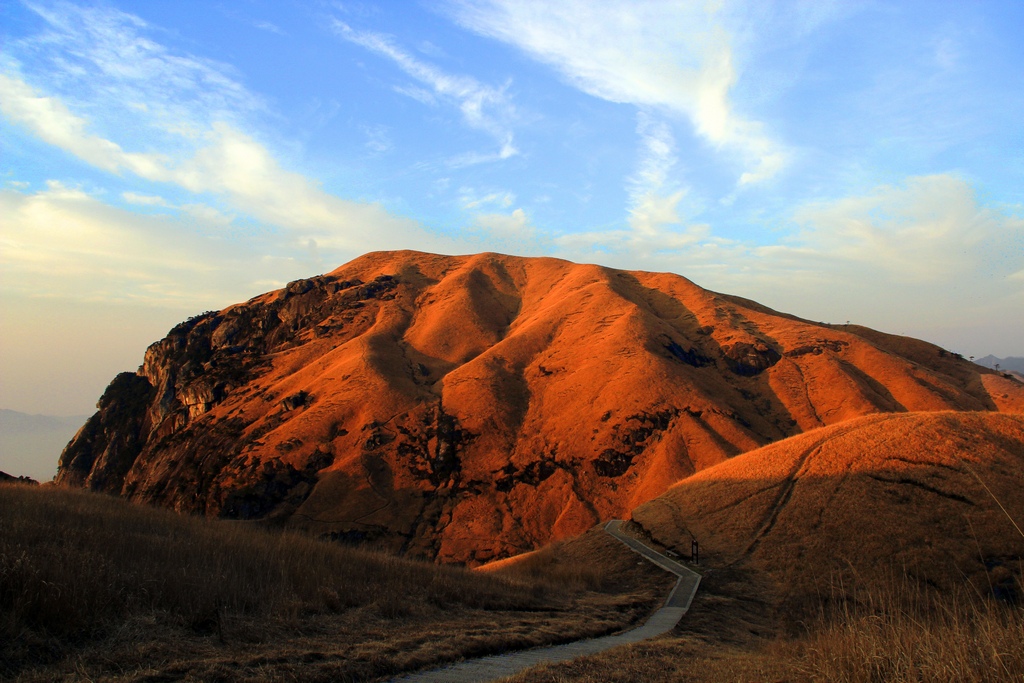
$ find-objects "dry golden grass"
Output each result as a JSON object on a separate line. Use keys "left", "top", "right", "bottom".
{"left": 798, "top": 573, "right": 1024, "bottom": 682}
{"left": 504, "top": 568, "right": 1024, "bottom": 683}
{"left": 0, "top": 485, "right": 668, "bottom": 682}
{"left": 503, "top": 411, "right": 1024, "bottom": 682}
{"left": 631, "top": 411, "right": 1024, "bottom": 605}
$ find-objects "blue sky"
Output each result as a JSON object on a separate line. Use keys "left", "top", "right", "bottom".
{"left": 1, "top": 0, "right": 1023, "bottom": 419}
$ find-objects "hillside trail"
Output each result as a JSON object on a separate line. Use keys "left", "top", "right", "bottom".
{"left": 388, "top": 520, "right": 701, "bottom": 683}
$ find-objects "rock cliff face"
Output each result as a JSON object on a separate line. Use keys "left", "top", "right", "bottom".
{"left": 56, "top": 251, "right": 1024, "bottom": 563}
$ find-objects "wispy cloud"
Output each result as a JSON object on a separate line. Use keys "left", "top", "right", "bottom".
{"left": 790, "top": 174, "right": 1023, "bottom": 284}
{"left": 548, "top": 112, "right": 703, "bottom": 256}
{"left": 460, "top": 188, "right": 515, "bottom": 210}
{"left": 216, "top": 6, "right": 288, "bottom": 37}
{"left": 0, "top": 71, "right": 169, "bottom": 177}
{"left": 20, "top": 1, "right": 259, "bottom": 133}
{"left": 362, "top": 124, "right": 392, "bottom": 153}
{"left": 627, "top": 113, "right": 686, "bottom": 236}
{"left": 0, "top": 4, "right": 454, "bottom": 268}
{"left": 331, "top": 18, "right": 518, "bottom": 162}
{"left": 445, "top": 0, "right": 786, "bottom": 185}
{"left": 0, "top": 69, "right": 433, "bottom": 254}
{"left": 122, "top": 191, "right": 169, "bottom": 206}
{"left": 465, "top": 208, "right": 541, "bottom": 255}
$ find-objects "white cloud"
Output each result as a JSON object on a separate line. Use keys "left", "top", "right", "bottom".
{"left": 466, "top": 208, "right": 541, "bottom": 255}
{"left": 551, "top": 174, "right": 1023, "bottom": 355}
{"left": 791, "top": 174, "right": 1022, "bottom": 283}
{"left": 393, "top": 84, "right": 437, "bottom": 106}
{"left": 362, "top": 124, "right": 392, "bottom": 153}
{"left": 446, "top": 0, "right": 786, "bottom": 184}
{"left": 551, "top": 112, "right": 700, "bottom": 255}
{"left": 253, "top": 20, "right": 286, "bottom": 36}
{"left": 0, "top": 185, "right": 230, "bottom": 304}
{"left": 0, "top": 70, "right": 169, "bottom": 177}
{"left": 122, "top": 191, "right": 168, "bottom": 206}
{"left": 24, "top": 3, "right": 257, "bottom": 118}
{"left": 556, "top": 222, "right": 710, "bottom": 259}
{"left": 180, "top": 203, "right": 235, "bottom": 227}
{"left": 473, "top": 207, "right": 532, "bottom": 235}
{"left": 0, "top": 70, "right": 437, "bottom": 253}
{"left": 460, "top": 189, "right": 515, "bottom": 210}
{"left": 168, "top": 122, "right": 427, "bottom": 250}
{"left": 0, "top": 183, "right": 444, "bottom": 307}
{"left": 627, "top": 113, "right": 686, "bottom": 236}
{"left": 332, "top": 19, "right": 518, "bottom": 162}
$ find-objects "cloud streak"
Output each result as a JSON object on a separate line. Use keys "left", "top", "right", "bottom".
{"left": 627, "top": 113, "right": 686, "bottom": 236}
{"left": 19, "top": 1, "right": 259, "bottom": 133}
{"left": 445, "top": 0, "right": 786, "bottom": 184}
{"left": 0, "top": 71, "right": 168, "bottom": 177}
{"left": 332, "top": 19, "right": 518, "bottom": 161}
{"left": 0, "top": 69, "right": 434, "bottom": 254}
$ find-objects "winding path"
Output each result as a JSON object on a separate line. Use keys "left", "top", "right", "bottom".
{"left": 388, "top": 520, "right": 701, "bottom": 683}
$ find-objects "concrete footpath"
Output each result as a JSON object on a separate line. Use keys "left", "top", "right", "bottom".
{"left": 389, "top": 520, "right": 701, "bottom": 683}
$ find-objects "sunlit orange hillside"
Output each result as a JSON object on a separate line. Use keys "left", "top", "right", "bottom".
{"left": 56, "top": 251, "right": 1024, "bottom": 563}
{"left": 631, "top": 411, "right": 1024, "bottom": 606}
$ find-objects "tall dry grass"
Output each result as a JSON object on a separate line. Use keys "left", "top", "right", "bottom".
{"left": 492, "top": 543, "right": 608, "bottom": 593}
{"left": 799, "top": 471, "right": 1024, "bottom": 683}
{"left": 1, "top": 485, "right": 672, "bottom": 681}
{"left": 798, "top": 571, "right": 1024, "bottom": 682}
{"left": 0, "top": 485, "right": 545, "bottom": 654}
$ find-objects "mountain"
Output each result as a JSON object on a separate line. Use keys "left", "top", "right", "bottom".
{"left": 976, "top": 355, "right": 1024, "bottom": 381}
{"left": 0, "top": 470, "right": 39, "bottom": 485}
{"left": 54, "top": 251, "right": 1024, "bottom": 563}
{"left": 0, "top": 409, "right": 88, "bottom": 482}
{"left": 629, "top": 411, "right": 1024, "bottom": 608}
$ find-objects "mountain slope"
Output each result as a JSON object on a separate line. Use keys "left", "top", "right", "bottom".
{"left": 56, "top": 251, "right": 1024, "bottom": 563}
{"left": 630, "top": 411, "right": 1024, "bottom": 606}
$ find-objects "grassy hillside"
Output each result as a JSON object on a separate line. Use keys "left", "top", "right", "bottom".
{"left": 504, "top": 411, "right": 1024, "bottom": 682}
{"left": 0, "top": 484, "right": 668, "bottom": 681}
{"left": 631, "top": 411, "right": 1024, "bottom": 608}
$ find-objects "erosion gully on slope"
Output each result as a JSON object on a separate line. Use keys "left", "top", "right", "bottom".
{"left": 388, "top": 520, "right": 701, "bottom": 683}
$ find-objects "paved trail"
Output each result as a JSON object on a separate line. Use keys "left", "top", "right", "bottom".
{"left": 389, "top": 520, "right": 701, "bottom": 683}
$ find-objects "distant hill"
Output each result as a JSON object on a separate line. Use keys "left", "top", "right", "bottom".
{"left": 0, "top": 470, "right": 38, "bottom": 485}
{"left": 53, "top": 251, "right": 1024, "bottom": 564}
{"left": 976, "top": 355, "right": 1024, "bottom": 377}
{"left": 0, "top": 410, "right": 87, "bottom": 482}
